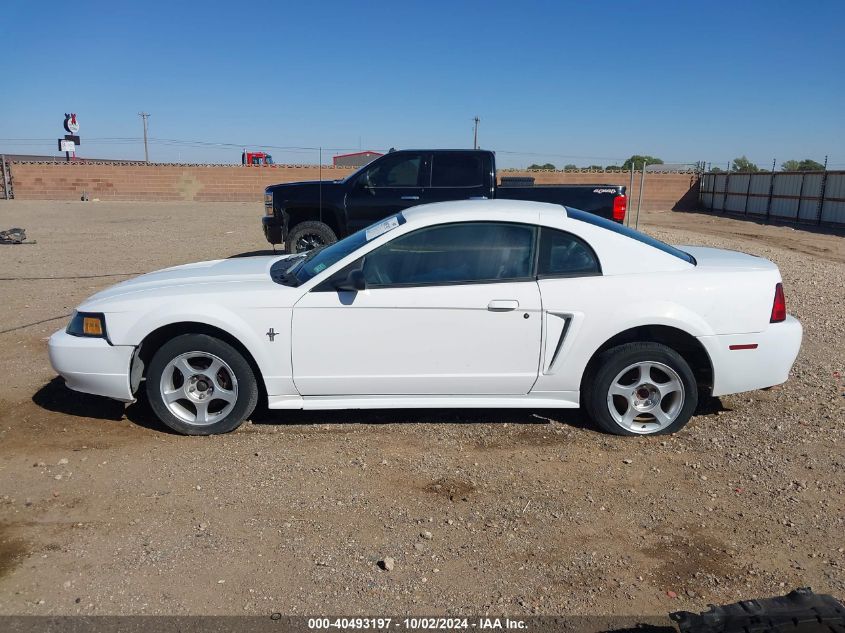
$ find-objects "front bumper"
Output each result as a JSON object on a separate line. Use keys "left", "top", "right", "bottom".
{"left": 48, "top": 329, "right": 136, "bottom": 402}
{"left": 699, "top": 315, "right": 803, "bottom": 397}
{"left": 262, "top": 215, "right": 284, "bottom": 245}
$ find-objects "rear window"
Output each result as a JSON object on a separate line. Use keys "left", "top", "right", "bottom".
{"left": 567, "top": 208, "right": 696, "bottom": 264}
{"left": 430, "top": 154, "right": 484, "bottom": 187}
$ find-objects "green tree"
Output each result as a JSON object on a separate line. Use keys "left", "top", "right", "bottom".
{"left": 731, "top": 156, "right": 759, "bottom": 172}
{"left": 622, "top": 155, "right": 664, "bottom": 170}
{"left": 587, "top": 164, "right": 604, "bottom": 170}
{"left": 563, "top": 163, "right": 578, "bottom": 171}
{"left": 710, "top": 166, "right": 724, "bottom": 173}
{"left": 798, "top": 159, "right": 825, "bottom": 171}
{"left": 527, "top": 162, "right": 556, "bottom": 170}
{"left": 782, "top": 158, "right": 825, "bottom": 171}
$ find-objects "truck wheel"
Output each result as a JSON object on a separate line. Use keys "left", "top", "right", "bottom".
{"left": 584, "top": 342, "right": 697, "bottom": 436}
{"left": 146, "top": 334, "right": 259, "bottom": 436}
{"left": 286, "top": 221, "right": 337, "bottom": 253}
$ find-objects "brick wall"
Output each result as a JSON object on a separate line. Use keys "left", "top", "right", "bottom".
{"left": 7, "top": 163, "right": 358, "bottom": 202}
{"left": 7, "top": 162, "right": 699, "bottom": 210}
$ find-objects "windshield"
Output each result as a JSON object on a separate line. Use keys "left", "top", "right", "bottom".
{"left": 567, "top": 208, "right": 696, "bottom": 264}
{"left": 271, "top": 214, "right": 407, "bottom": 286}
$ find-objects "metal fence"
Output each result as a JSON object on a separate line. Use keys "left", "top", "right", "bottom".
{"left": 1, "top": 156, "right": 12, "bottom": 199}
{"left": 699, "top": 170, "right": 845, "bottom": 226}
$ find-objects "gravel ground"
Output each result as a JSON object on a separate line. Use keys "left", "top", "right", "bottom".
{"left": 0, "top": 200, "right": 842, "bottom": 616}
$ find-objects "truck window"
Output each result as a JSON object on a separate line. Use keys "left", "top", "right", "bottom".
{"left": 431, "top": 154, "right": 484, "bottom": 187}
{"left": 365, "top": 154, "right": 422, "bottom": 188}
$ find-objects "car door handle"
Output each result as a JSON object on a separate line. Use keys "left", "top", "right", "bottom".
{"left": 401, "top": 195, "right": 420, "bottom": 200}
{"left": 487, "top": 300, "right": 519, "bottom": 312}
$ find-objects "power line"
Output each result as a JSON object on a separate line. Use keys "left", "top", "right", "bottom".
{"left": 1, "top": 137, "right": 840, "bottom": 168}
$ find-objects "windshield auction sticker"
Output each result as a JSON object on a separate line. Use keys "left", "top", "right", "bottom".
{"left": 365, "top": 216, "right": 400, "bottom": 241}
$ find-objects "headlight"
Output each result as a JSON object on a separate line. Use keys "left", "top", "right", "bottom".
{"left": 264, "top": 192, "right": 274, "bottom": 216}
{"left": 66, "top": 311, "right": 108, "bottom": 338}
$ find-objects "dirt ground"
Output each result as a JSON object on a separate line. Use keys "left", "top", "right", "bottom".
{"left": 0, "top": 201, "right": 842, "bottom": 616}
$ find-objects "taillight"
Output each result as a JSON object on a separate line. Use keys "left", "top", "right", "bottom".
{"left": 612, "top": 195, "right": 627, "bottom": 222}
{"left": 770, "top": 283, "right": 786, "bottom": 323}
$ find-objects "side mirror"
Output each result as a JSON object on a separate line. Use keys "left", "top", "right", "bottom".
{"left": 333, "top": 268, "right": 366, "bottom": 292}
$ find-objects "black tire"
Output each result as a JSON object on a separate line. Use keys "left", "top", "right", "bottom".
{"left": 146, "top": 334, "right": 259, "bottom": 435}
{"left": 285, "top": 221, "right": 337, "bottom": 253}
{"left": 584, "top": 342, "right": 698, "bottom": 436}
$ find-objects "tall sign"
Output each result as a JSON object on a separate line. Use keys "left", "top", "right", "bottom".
{"left": 59, "top": 113, "right": 81, "bottom": 161}
{"left": 63, "top": 113, "right": 80, "bottom": 134}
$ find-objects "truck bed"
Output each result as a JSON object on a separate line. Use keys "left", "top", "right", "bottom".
{"left": 496, "top": 183, "right": 624, "bottom": 219}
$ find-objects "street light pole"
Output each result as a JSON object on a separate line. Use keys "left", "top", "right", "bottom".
{"left": 472, "top": 116, "right": 480, "bottom": 149}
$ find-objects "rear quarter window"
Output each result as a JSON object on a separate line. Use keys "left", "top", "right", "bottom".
{"left": 566, "top": 208, "right": 696, "bottom": 264}
{"left": 538, "top": 228, "right": 601, "bottom": 277}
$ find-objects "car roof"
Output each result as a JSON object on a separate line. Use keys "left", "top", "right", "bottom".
{"left": 400, "top": 199, "right": 566, "bottom": 227}
{"left": 396, "top": 200, "right": 694, "bottom": 274}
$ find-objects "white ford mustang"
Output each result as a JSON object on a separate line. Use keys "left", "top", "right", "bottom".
{"left": 49, "top": 200, "right": 802, "bottom": 436}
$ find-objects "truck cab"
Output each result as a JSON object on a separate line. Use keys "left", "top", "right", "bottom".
{"left": 343, "top": 150, "right": 495, "bottom": 232}
{"left": 262, "top": 149, "right": 625, "bottom": 252}
{"left": 242, "top": 151, "right": 274, "bottom": 166}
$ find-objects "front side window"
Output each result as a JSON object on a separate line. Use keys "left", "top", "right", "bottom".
{"left": 363, "top": 154, "right": 422, "bottom": 188}
{"left": 362, "top": 222, "right": 535, "bottom": 287}
{"left": 430, "top": 154, "right": 484, "bottom": 187}
{"left": 537, "top": 228, "right": 601, "bottom": 277}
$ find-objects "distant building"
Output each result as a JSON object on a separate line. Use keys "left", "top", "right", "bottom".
{"left": 332, "top": 151, "right": 383, "bottom": 168}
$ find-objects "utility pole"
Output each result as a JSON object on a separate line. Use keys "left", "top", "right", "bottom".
{"left": 635, "top": 160, "right": 647, "bottom": 229}
{"left": 138, "top": 112, "right": 150, "bottom": 162}
{"left": 815, "top": 155, "right": 829, "bottom": 225}
{"left": 472, "top": 116, "right": 480, "bottom": 149}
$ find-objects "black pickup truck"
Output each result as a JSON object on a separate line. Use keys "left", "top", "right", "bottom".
{"left": 262, "top": 149, "right": 627, "bottom": 252}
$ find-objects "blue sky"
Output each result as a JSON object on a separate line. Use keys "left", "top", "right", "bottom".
{"left": 1, "top": 0, "right": 843, "bottom": 168}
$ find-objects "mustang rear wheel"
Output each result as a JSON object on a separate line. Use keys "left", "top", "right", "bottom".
{"left": 146, "top": 334, "right": 258, "bottom": 435}
{"left": 585, "top": 342, "right": 697, "bottom": 436}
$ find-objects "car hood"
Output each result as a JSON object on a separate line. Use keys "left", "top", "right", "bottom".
{"left": 79, "top": 254, "right": 299, "bottom": 308}
{"left": 266, "top": 180, "right": 343, "bottom": 198}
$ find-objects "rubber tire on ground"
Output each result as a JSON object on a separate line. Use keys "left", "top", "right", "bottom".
{"left": 146, "top": 334, "right": 259, "bottom": 436}
{"left": 285, "top": 221, "right": 337, "bottom": 253}
{"left": 584, "top": 342, "right": 698, "bottom": 436}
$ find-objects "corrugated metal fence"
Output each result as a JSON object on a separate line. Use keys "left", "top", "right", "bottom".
{"left": 1, "top": 156, "right": 12, "bottom": 199}
{"left": 699, "top": 170, "right": 845, "bottom": 226}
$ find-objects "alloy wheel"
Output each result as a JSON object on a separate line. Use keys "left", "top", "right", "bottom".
{"left": 606, "top": 361, "right": 685, "bottom": 434}
{"left": 158, "top": 351, "right": 239, "bottom": 426}
{"left": 295, "top": 233, "right": 325, "bottom": 252}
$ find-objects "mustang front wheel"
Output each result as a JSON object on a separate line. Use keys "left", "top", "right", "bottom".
{"left": 586, "top": 342, "right": 697, "bottom": 436}
{"left": 146, "top": 334, "right": 258, "bottom": 435}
